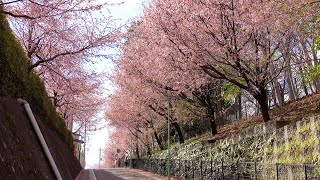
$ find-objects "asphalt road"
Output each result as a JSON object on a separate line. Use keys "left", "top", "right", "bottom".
{"left": 76, "top": 168, "right": 166, "bottom": 180}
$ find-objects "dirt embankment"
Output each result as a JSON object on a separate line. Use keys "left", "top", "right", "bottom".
{"left": 0, "top": 96, "right": 82, "bottom": 179}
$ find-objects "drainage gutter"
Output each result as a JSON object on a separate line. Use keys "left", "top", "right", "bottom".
{"left": 18, "top": 98, "right": 63, "bottom": 180}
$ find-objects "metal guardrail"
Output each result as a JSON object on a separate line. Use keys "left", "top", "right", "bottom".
{"left": 132, "top": 159, "right": 320, "bottom": 180}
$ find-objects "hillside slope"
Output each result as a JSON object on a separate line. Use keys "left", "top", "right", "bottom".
{"left": 151, "top": 93, "right": 320, "bottom": 163}
{"left": 0, "top": 10, "right": 82, "bottom": 179}
{"left": 0, "top": 97, "right": 82, "bottom": 179}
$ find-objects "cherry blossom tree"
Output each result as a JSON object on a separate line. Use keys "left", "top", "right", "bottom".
{"left": 1, "top": 0, "right": 121, "bottom": 129}
{"left": 105, "top": 1, "right": 320, "bottom": 159}
{"left": 2, "top": 0, "right": 120, "bottom": 69}
{"left": 106, "top": 81, "right": 168, "bottom": 149}
{"left": 107, "top": 30, "right": 191, "bottom": 143}
{"left": 113, "top": 22, "right": 219, "bottom": 138}
{"left": 138, "top": 0, "right": 319, "bottom": 122}
{"left": 117, "top": 19, "right": 242, "bottom": 136}
{"left": 103, "top": 128, "right": 130, "bottom": 168}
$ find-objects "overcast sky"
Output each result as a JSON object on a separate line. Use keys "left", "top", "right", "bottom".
{"left": 85, "top": 0, "right": 145, "bottom": 169}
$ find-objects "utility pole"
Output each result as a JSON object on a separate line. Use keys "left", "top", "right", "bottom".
{"left": 130, "top": 134, "right": 133, "bottom": 168}
{"left": 167, "top": 98, "right": 171, "bottom": 180}
{"left": 99, "top": 147, "right": 102, "bottom": 168}
{"left": 83, "top": 123, "right": 87, "bottom": 167}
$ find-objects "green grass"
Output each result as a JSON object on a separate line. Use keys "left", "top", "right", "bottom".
{"left": 150, "top": 115, "right": 320, "bottom": 168}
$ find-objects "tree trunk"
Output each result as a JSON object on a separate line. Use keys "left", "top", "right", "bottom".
{"left": 270, "top": 62, "right": 284, "bottom": 106}
{"left": 216, "top": 80, "right": 223, "bottom": 124}
{"left": 284, "top": 52, "right": 298, "bottom": 101}
{"left": 268, "top": 86, "right": 272, "bottom": 109}
{"left": 146, "top": 144, "right": 151, "bottom": 156}
{"left": 271, "top": 78, "right": 283, "bottom": 105}
{"left": 309, "top": 82, "right": 316, "bottom": 93}
{"left": 286, "top": 70, "right": 298, "bottom": 100}
{"left": 245, "top": 102, "right": 248, "bottom": 120}
{"left": 135, "top": 143, "right": 140, "bottom": 159}
{"left": 298, "top": 65, "right": 309, "bottom": 96}
{"left": 210, "top": 120, "right": 218, "bottom": 135}
{"left": 237, "top": 95, "right": 242, "bottom": 119}
{"left": 270, "top": 85, "right": 278, "bottom": 107}
{"left": 312, "top": 47, "right": 318, "bottom": 65}
{"left": 207, "top": 108, "right": 218, "bottom": 135}
{"left": 171, "top": 121, "right": 184, "bottom": 144}
{"left": 300, "top": 39, "right": 318, "bottom": 93}
{"left": 255, "top": 88, "right": 271, "bottom": 122}
{"left": 153, "top": 130, "right": 164, "bottom": 150}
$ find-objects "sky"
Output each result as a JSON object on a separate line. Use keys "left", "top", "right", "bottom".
{"left": 85, "top": 0, "right": 146, "bottom": 169}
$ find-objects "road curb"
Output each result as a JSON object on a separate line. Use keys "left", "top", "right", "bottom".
{"left": 89, "top": 169, "right": 97, "bottom": 180}
{"left": 129, "top": 168, "right": 175, "bottom": 180}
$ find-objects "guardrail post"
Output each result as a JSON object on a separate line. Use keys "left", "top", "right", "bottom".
{"left": 172, "top": 159, "right": 175, "bottom": 177}
{"left": 138, "top": 159, "right": 320, "bottom": 180}
{"left": 276, "top": 163, "right": 279, "bottom": 180}
{"left": 200, "top": 160, "right": 203, "bottom": 180}
{"left": 237, "top": 161, "right": 240, "bottom": 180}
{"left": 154, "top": 159, "right": 156, "bottom": 173}
{"left": 304, "top": 164, "right": 308, "bottom": 180}
{"left": 254, "top": 162, "right": 257, "bottom": 180}
{"left": 210, "top": 158, "right": 213, "bottom": 178}
{"left": 178, "top": 159, "right": 180, "bottom": 178}
{"left": 159, "top": 159, "right": 161, "bottom": 175}
{"left": 192, "top": 160, "right": 194, "bottom": 180}
{"left": 144, "top": 159, "right": 146, "bottom": 171}
{"left": 164, "top": 159, "right": 166, "bottom": 176}
{"left": 185, "top": 160, "right": 187, "bottom": 180}
{"left": 222, "top": 161, "right": 224, "bottom": 180}
{"left": 156, "top": 159, "right": 158, "bottom": 174}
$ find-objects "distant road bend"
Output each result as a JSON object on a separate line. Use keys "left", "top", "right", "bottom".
{"left": 76, "top": 168, "right": 167, "bottom": 180}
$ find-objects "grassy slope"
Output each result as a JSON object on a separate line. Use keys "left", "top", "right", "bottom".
{"left": 215, "top": 93, "right": 320, "bottom": 142}
{"left": 152, "top": 93, "right": 320, "bottom": 160}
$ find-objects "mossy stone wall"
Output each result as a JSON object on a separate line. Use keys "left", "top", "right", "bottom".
{"left": 0, "top": 11, "right": 73, "bottom": 150}
{"left": 153, "top": 115, "right": 320, "bottom": 167}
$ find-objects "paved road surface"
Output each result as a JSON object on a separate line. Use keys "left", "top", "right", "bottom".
{"left": 76, "top": 168, "right": 168, "bottom": 180}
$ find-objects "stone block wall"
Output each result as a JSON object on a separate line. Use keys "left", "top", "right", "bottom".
{"left": 153, "top": 115, "right": 320, "bottom": 167}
